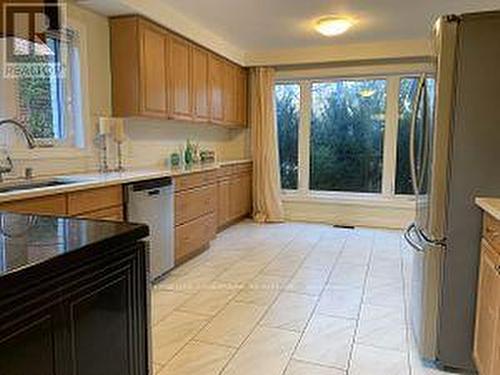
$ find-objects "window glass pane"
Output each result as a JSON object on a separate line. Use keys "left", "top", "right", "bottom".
{"left": 12, "top": 29, "right": 82, "bottom": 144}
{"left": 310, "top": 79, "right": 386, "bottom": 193}
{"left": 396, "top": 77, "right": 435, "bottom": 195}
{"left": 15, "top": 38, "right": 57, "bottom": 139}
{"left": 276, "top": 83, "right": 300, "bottom": 190}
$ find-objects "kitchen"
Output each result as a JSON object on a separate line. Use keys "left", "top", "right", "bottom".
{"left": 0, "top": 0, "right": 500, "bottom": 374}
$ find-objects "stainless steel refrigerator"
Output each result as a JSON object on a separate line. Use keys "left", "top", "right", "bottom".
{"left": 404, "top": 11, "right": 500, "bottom": 372}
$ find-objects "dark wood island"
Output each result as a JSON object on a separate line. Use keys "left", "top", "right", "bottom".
{"left": 0, "top": 212, "right": 150, "bottom": 375}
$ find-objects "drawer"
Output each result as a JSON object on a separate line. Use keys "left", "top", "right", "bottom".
{"left": 0, "top": 194, "right": 67, "bottom": 216}
{"left": 483, "top": 214, "right": 500, "bottom": 252}
{"left": 175, "top": 183, "right": 217, "bottom": 225}
{"left": 76, "top": 206, "right": 124, "bottom": 222}
{"left": 175, "top": 212, "right": 216, "bottom": 264}
{"left": 174, "top": 170, "right": 218, "bottom": 192}
{"left": 67, "top": 186, "right": 123, "bottom": 216}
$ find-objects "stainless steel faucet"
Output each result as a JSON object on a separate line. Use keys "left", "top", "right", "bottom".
{"left": 0, "top": 119, "right": 37, "bottom": 182}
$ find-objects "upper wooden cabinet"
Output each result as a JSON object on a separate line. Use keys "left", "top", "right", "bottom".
{"left": 208, "top": 54, "right": 225, "bottom": 124}
{"left": 169, "top": 35, "right": 193, "bottom": 120}
{"left": 110, "top": 15, "right": 248, "bottom": 127}
{"left": 111, "top": 17, "right": 168, "bottom": 118}
{"left": 191, "top": 46, "right": 210, "bottom": 121}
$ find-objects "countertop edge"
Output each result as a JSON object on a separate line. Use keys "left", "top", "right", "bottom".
{"left": 0, "top": 218, "right": 149, "bottom": 288}
{"left": 475, "top": 197, "right": 500, "bottom": 221}
{"left": 0, "top": 160, "right": 252, "bottom": 204}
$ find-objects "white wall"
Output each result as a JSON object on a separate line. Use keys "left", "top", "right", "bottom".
{"left": 122, "top": 119, "right": 250, "bottom": 169}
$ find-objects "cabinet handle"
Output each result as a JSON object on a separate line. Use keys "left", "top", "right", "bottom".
{"left": 496, "top": 265, "right": 500, "bottom": 275}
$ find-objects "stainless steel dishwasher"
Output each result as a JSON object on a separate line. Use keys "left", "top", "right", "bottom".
{"left": 124, "top": 177, "right": 174, "bottom": 282}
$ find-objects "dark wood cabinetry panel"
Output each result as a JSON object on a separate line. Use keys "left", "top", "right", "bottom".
{"left": 0, "top": 243, "right": 149, "bottom": 375}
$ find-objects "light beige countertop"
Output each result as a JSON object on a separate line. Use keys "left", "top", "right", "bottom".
{"left": 476, "top": 197, "right": 500, "bottom": 221}
{"left": 0, "top": 160, "right": 252, "bottom": 204}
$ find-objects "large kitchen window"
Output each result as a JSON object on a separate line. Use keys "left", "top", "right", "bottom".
{"left": 276, "top": 83, "right": 300, "bottom": 190}
{"left": 310, "top": 79, "right": 386, "bottom": 193}
{"left": 275, "top": 70, "right": 434, "bottom": 199}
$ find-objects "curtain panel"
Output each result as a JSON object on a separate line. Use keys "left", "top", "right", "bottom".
{"left": 249, "top": 66, "right": 285, "bottom": 223}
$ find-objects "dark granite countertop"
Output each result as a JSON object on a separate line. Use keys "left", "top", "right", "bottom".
{"left": 0, "top": 212, "right": 149, "bottom": 282}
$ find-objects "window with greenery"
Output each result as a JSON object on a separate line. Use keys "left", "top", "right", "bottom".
{"left": 396, "top": 77, "right": 436, "bottom": 195}
{"left": 276, "top": 83, "right": 300, "bottom": 190}
{"left": 310, "top": 79, "right": 387, "bottom": 193}
{"left": 13, "top": 28, "right": 83, "bottom": 146}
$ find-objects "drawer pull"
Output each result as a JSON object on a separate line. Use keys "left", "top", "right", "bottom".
{"left": 496, "top": 265, "right": 500, "bottom": 275}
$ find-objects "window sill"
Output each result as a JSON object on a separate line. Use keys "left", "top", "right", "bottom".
{"left": 281, "top": 190, "right": 416, "bottom": 209}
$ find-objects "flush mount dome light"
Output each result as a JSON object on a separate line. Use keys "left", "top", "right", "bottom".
{"left": 314, "top": 16, "right": 353, "bottom": 36}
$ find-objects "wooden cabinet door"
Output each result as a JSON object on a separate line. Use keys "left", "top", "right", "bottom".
{"left": 474, "top": 239, "right": 500, "bottom": 375}
{"left": 192, "top": 46, "right": 210, "bottom": 121}
{"left": 139, "top": 21, "right": 168, "bottom": 117}
{"left": 218, "top": 179, "right": 231, "bottom": 227}
{"left": 209, "top": 54, "right": 224, "bottom": 124}
{"left": 491, "top": 250, "right": 500, "bottom": 375}
{"left": 175, "top": 212, "right": 216, "bottom": 264}
{"left": 229, "top": 176, "right": 246, "bottom": 220}
{"left": 241, "top": 172, "right": 252, "bottom": 216}
{"left": 169, "top": 36, "right": 192, "bottom": 120}
{"left": 0, "top": 303, "right": 66, "bottom": 375}
{"left": 235, "top": 68, "right": 248, "bottom": 126}
{"left": 223, "top": 63, "right": 236, "bottom": 125}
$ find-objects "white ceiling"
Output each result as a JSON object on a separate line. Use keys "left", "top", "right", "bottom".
{"left": 157, "top": 0, "right": 500, "bottom": 51}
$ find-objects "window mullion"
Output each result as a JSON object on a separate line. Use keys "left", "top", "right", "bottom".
{"left": 382, "top": 76, "right": 400, "bottom": 197}
{"left": 298, "top": 81, "right": 311, "bottom": 194}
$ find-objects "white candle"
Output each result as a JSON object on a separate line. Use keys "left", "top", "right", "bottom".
{"left": 99, "top": 117, "right": 112, "bottom": 135}
{"left": 113, "top": 118, "right": 126, "bottom": 142}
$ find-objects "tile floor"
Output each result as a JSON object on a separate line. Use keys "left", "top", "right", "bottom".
{"left": 152, "top": 220, "right": 451, "bottom": 375}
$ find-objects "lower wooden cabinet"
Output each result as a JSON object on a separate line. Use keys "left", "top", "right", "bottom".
{"left": 0, "top": 242, "right": 149, "bottom": 375}
{"left": 0, "top": 186, "right": 125, "bottom": 221}
{"left": 173, "top": 171, "right": 218, "bottom": 265}
{"left": 173, "top": 163, "right": 252, "bottom": 264}
{"left": 175, "top": 212, "right": 216, "bottom": 264}
{"left": 0, "top": 194, "right": 67, "bottom": 216}
{"left": 474, "top": 215, "right": 500, "bottom": 375}
{"left": 218, "top": 163, "right": 252, "bottom": 229}
{"left": 76, "top": 205, "right": 124, "bottom": 222}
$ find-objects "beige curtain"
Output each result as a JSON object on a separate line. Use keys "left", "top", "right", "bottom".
{"left": 249, "top": 67, "right": 285, "bottom": 223}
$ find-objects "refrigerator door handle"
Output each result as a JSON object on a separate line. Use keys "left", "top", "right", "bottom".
{"left": 404, "top": 222, "right": 426, "bottom": 252}
{"left": 409, "top": 74, "right": 427, "bottom": 197}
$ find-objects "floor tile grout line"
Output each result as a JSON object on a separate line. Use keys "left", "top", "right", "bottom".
{"left": 156, "top": 225, "right": 303, "bottom": 374}
{"left": 344, "top": 231, "right": 377, "bottom": 375}
{"left": 280, "top": 231, "right": 351, "bottom": 375}
{"left": 215, "top": 228, "right": 332, "bottom": 375}
{"left": 400, "top": 233, "right": 416, "bottom": 375}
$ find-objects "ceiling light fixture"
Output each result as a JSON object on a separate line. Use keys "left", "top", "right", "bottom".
{"left": 314, "top": 16, "right": 353, "bottom": 37}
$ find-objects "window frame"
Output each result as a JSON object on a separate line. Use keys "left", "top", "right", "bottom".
{"left": 8, "top": 18, "right": 92, "bottom": 160}
{"left": 275, "top": 62, "right": 434, "bottom": 203}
